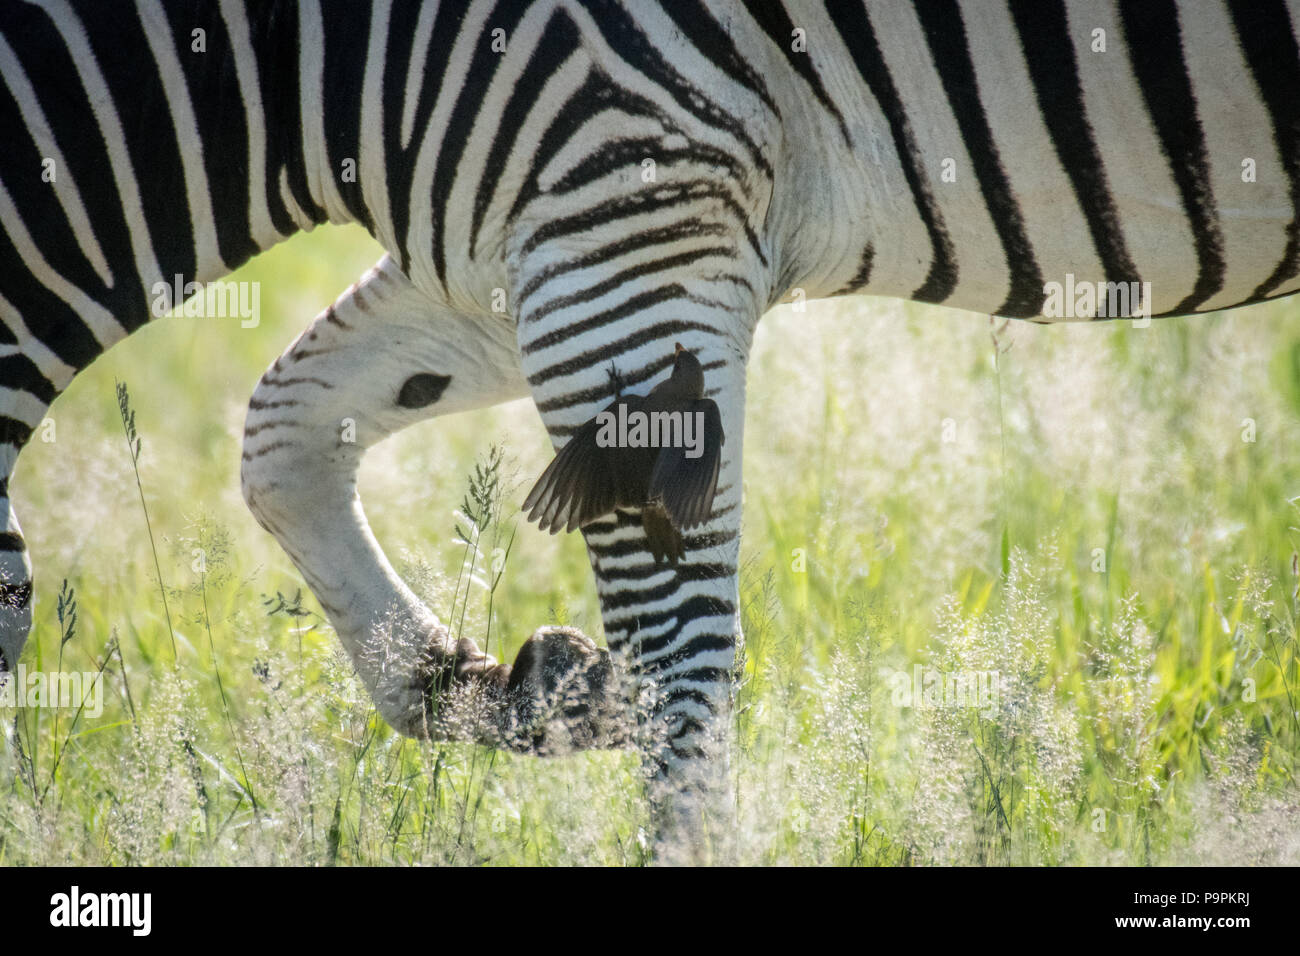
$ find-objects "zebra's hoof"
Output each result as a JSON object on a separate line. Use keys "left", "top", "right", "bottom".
{"left": 504, "top": 626, "right": 627, "bottom": 753}
{"left": 406, "top": 630, "right": 509, "bottom": 739}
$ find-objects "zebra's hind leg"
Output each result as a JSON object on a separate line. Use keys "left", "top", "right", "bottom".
{"left": 241, "top": 255, "right": 621, "bottom": 748}
{"left": 0, "top": 380, "right": 53, "bottom": 682}
{"left": 0, "top": 470, "right": 33, "bottom": 682}
{"left": 513, "top": 272, "right": 757, "bottom": 856}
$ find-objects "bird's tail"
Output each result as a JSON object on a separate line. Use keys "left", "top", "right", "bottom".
{"left": 641, "top": 506, "right": 684, "bottom": 565}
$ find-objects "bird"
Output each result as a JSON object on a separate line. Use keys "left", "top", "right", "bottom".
{"left": 523, "top": 343, "right": 725, "bottom": 564}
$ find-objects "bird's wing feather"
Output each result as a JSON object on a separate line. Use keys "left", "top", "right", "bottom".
{"left": 523, "top": 396, "right": 647, "bottom": 533}
{"left": 647, "top": 397, "right": 724, "bottom": 530}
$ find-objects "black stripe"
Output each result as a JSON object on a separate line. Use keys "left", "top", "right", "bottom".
{"left": 831, "top": 243, "right": 874, "bottom": 296}
{"left": 664, "top": 743, "right": 707, "bottom": 762}
{"left": 245, "top": 396, "right": 302, "bottom": 411}
{"left": 0, "top": 228, "right": 103, "bottom": 369}
{"left": 1228, "top": 0, "right": 1300, "bottom": 299}
{"left": 516, "top": 219, "right": 730, "bottom": 306}
{"left": 2, "top": 4, "right": 143, "bottom": 344}
{"left": 826, "top": 0, "right": 956, "bottom": 303}
{"left": 0, "top": 33, "right": 106, "bottom": 314}
{"left": 597, "top": 560, "right": 734, "bottom": 583}
{"left": 598, "top": 573, "right": 696, "bottom": 613}
{"left": 517, "top": 180, "right": 751, "bottom": 262}
{"left": 536, "top": 357, "right": 727, "bottom": 420}
{"left": 679, "top": 527, "right": 738, "bottom": 551}
{"left": 505, "top": 68, "right": 672, "bottom": 230}
{"left": 741, "top": 0, "right": 849, "bottom": 143}
{"left": 548, "top": 137, "right": 752, "bottom": 202}
{"left": 241, "top": 439, "right": 295, "bottom": 461}
{"left": 637, "top": 631, "right": 735, "bottom": 663}
{"left": 914, "top": 0, "right": 1043, "bottom": 317}
{"left": 650, "top": 686, "right": 719, "bottom": 716}
{"left": 0, "top": 355, "right": 56, "bottom": 405}
{"left": 159, "top": 0, "right": 260, "bottom": 271}
{"left": 241, "top": 418, "right": 300, "bottom": 438}
{"left": 321, "top": 0, "right": 374, "bottom": 233}
{"left": 632, "top": 664, "right": 731, "bottom": 686}
{"left": 607, "top": 595, "right": 735, "bottom": 643}
{"left": 0, "top": 581, "right": 31, "bottom": 610}
{"left": 665, "top": 717, "right": 710, "bottom": 743}
{"left": 250, "top": 1, "right": 318, "bottom": 236}
{"left": 524, "top": 283, "right": 708, "bottom": 352}
{"left": 577, "top": 0, "right": 773, "bottom": 181}
{"left": 0, "top": 532, "right": 24, "bottom": 552}
{"left": 1118, "top": 0, "right": 1224, "bottom": 312}
{"left": 524, "top": 247, "right": 736, "bottom": 326}
{"left": 1008, "top": 0, "right": 1141, "bottom": 292}
{"left": 470, "top": 9, "right": 581, "bottom": 256}
{"left": 382, "top": 0, "right": 465, "bottom": 274}
{"left": 430, "top": 0, "right": 531, "bottom": 285}
{"left": 79, "top": 2, "right": 196, "bottom": 293}
{"left": 0, "top": 417, "right": 30, "bottom": 447}
{"left": 660, "top": 0, "right": 779, "bottom": 118}
{"left": 526, "top": 317, "right": 724, "bottom": 388}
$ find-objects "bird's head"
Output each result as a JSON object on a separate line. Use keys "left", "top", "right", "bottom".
{"left": 670, "top": 342, "right": 705, "bottom": 397}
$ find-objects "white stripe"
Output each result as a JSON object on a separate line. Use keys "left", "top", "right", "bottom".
{"left": 453, "top": 1, "right": 571, "bottom": 256}
{"left": 1177, "top": 0, "right": 1293, "bottom": 311}
{"left": 0, "top": 388, "right": 49, "bottom": 430}
{"left": 0, "top": 291, "right": 77, "bottom": 391}
{"left": 404, "top": 0, "right": 500, "bottom": 295}
{"left": 360, "top": 0, "right": 395, "bottom": 252}
{"left": 1068, "top": 0, "right": 1193, "bottom": 314}
{"left": 400, "top": 0, "right": 438, "bottom": 151}
{"left": 561, "top": 0, "right": 756, "bottom": 193}
{"left": 867, "top": 1, "right": 1011, "bottom": 312}
{"left": 961, "top": 0, "right": 1107, "bottom": 298}
{"left": 220, "top": 0, "right": 289, "bottom": 247}
{"left": 645, "top": 648, "right": 736, "bottom": 683}
{"left": 277, "top": 164, "right": 317, "bottom": 233}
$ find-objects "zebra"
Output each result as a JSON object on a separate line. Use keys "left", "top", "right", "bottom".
{"left": 2, "top": 0, "right": 1298, "bottom": 840}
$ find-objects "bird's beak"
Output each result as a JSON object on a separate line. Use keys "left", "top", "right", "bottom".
{"left": 674, "top": 342, "right": 684, "bottom": 356}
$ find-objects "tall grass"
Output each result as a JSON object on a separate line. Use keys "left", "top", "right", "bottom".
{"left": 1, "top": 225, "right": 1296, "bottom": 864}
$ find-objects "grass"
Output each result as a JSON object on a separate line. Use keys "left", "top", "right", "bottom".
{"left": 1, "top": 222, "right": 1297, "bottom": 865}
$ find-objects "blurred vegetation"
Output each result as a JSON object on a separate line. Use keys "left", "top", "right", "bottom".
{"left": 1, "top": 223, "right": 1297, "bottom": 864}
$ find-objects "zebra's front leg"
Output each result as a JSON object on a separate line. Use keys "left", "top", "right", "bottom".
{"left": 241, "top": 256, "right": 619, "bottom": 747}
{"left": 514, "top": 262, "right": 756, "bottom": 849}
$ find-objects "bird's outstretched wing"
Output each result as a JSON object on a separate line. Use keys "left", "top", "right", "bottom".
{"left": 523, "top": 396, "right": 647, "bottom": 533}
{"left": 648, "top": 397, "right": 725, "bottom": 530}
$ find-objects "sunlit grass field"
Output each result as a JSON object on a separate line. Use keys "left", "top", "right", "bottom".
{"left": 2, "top": 222, "right": 1297, "bottom": 865}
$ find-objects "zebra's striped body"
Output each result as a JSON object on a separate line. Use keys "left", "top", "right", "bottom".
{"left": 2, "top": 0, "right": 1298, "bottom": 833}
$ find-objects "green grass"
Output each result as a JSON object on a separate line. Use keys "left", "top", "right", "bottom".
{"left": 1, "top": 223, "right": 1297, "bottom": 864}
